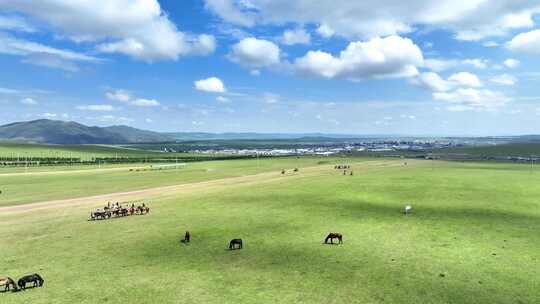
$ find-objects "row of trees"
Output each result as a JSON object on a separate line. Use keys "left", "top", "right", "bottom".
{"left": 0, "top": 154, "right": 262, "bottom": 166}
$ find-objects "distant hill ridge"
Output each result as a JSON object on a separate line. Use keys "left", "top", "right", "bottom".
{"left": 0, "top": 119, "right": 172, "bottom": 144}
{"left": 3, "top": 119, "right": 540, "bottom": 145}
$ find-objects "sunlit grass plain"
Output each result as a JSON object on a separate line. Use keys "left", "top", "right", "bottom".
{"left": 1, "top": 158, "right": 539, "bottom": 303}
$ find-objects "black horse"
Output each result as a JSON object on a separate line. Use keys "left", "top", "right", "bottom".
{"left": 17, "top": 273, "right": 44, "bottom": 290}
{"left": 324, "top": 233, "right": 343, "bottom": 245}
{"left": 181, "top": 231, "right": 191, "bottom": 244}
{"left": 229, "top": 239, "right": 243, "bottom": 250}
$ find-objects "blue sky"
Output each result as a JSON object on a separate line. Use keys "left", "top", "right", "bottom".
{"left": 0, "top": 1, "right": 540, "bottom": 136}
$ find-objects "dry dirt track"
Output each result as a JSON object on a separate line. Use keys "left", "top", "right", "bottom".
{"left": 0, "top": 165, "right": 333, "bottom": 215}
{"left": 0, "top": 165, "right": 153, "bottom": 177}
{"left": 0, "top": 160, "right": 408, "bottom": 215}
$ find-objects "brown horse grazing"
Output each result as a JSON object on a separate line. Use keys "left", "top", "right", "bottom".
{"left": 0, "top": 277, "right": 17, "bottom": 292}
{"left": 229, "top": 239, "right": 243, "bottom": 250}
{"left": 324, "top": 233, "right": 343, "bottom": 245}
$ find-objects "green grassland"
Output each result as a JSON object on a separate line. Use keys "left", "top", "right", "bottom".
{"left": 0, "top": 142, "right": 221, "bottom": 162}
{"left": 0, "top": 142, "right": 161, "bottom": 160}
{"left": 440, "top": 143, "right": 540, "bottom": 157}
{"left": 1, "top": 158, "right": 539, "bottom": 303}
{"left": 0, "top": 156, "right": 347, "bottom": 206}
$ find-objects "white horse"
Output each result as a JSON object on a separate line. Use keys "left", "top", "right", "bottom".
{"left": 404, "top": 204, "right": 412, "bottom": 215}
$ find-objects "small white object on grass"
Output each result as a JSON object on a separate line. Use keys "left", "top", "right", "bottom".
{"left": 404, "top": 204, "right": 412, "bottom": 215}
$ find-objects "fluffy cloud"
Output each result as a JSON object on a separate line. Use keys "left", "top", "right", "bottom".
{"left": 414, "top": 72, "right": 483, "bottom": 92}
{"left": 413, "top": 72, "right": 453, "bottom": 92}
{"left": 105, "top": 90, "right": 131, "bottom": 103}
{"left": 490, "top": 74, "right": 517, "bottom": 86}
{"left": 503, "top": 58, "right": 520, "bottom": 68}
{"left": 423, "top": 58, "right": 489, "bottom": 72}
{"left": 204, "top": 0, "right": 540, "bottom": 40}
{"left": 294, "top": 35, "right": 423, "bottom": 80}
{"left": 462, "top": 59, "right": 488, "bottom": 69}
{"left": 229, "top": 38, "right": 280, "bottom": 69}
{"left": 434, "top": 88, "right": 510, "bottom": 110}
{"left": 0, "top": 0, "right": 215, "bottom": 61}
{"left": 76, "top": 104, "right": 115, "bottom": 111}
{"left": 195, "top": 77, "right": 226, "bottom": 93}
{"left": 448, "top": 72, "right": 482, "bottom": 88}
{"left": 130, "top": 98, "right": 160, "bottom": 107}
{"left": 105, "top": 89, "right": 159, "bottom": 107}
{"left": 0, "top": 33, "right": 99, "bottom": 62}
{"left": 280, "top": 28, "right": 311, "bottom": 45}
{"left": 0, "top": 15, "right": 35, "bottom": 32}
{"left": 216, "top": 96, "right": 231, "bottom": 103}
{"left": 414, "top": 71, "right": 508, "bottom": 110}
{"left": 423, "top": 59, "right": 458, "bottom": 72}
{"left": 316, "top": 24, "right": 335, "bottom": 38}
{"left": 507, "top": 29, "right": 540, "bottom": 54}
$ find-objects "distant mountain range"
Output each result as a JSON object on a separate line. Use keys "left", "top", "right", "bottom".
{"left": 165, "top": 132, "right": 363, "bottom": 141}
{"left": 0, "top": 119, "right": 376, "bottom": 144}
{"left": 0, "top": 119, "right": 173, "bottom": 144}
{"left": 2, "top": 119, "right": 540, "bottom": 145}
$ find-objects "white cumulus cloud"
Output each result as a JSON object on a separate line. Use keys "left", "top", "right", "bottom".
{"left": 280, "top": 28, "right": 311, "bottom": 45}
{"left": 507, "top": 29, "right": 540, "bottom": 54}
{"left": 0, "top": 0, "right": 216, "bottom": 61}
{"left": 294, "top": 35, "right": 423, "bottom": 80}
{"left": 448, "top": 72, "right": 482, "bottom": 88}
{"left": 503, "top": 58, "right": 520, "bottom": 68}
{"left": 105, "top": 90, "right": 131, "bottom": 103}
{"left": 76, "top": 104, "right": 115, "bottom": 111}
{"left": 434, "top": 88, "right": 510, "bottom": 110}
{"left": 204, "top": 0, "right": 540, "bottom": 41}
{"left": 105, "top": 89, "right": 159, "bottom": 107}
{"left": 131, "top": 98, "right": 160, "bottom": 107}
{"left": 490, "top": 74, "right": 517, "bottom": 86}
{"left": 229, "top": 38, "right": 281, "bottom": 69}
{"left": 195, "top": 77, "right": 226, "bottom": 93}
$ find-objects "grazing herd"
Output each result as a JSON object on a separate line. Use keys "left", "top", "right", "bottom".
{"left": 335, "top": 164, "right": 353, "bottom": 176}
{"left": 2, "top": 162, "right": 417, "bottom": 296}
{"left": 90, "top": 202, "right": 150, "bottom": 221}
{"left": 0, "top": 274, "right": 44, "bottom": 293}
{"left": 281, "top": 168, "right": 299, "bottom": 175}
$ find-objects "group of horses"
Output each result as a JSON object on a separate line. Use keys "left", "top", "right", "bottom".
{"left": 179, "top": 230, "right": 341, "bottom": 251}
{"left": 335, "top": 165, "right": 353, "bottom": 176}
{"left": 90, "top": 202, "right": 150, "bottom": 221}
{"left": 0, "top": 274, "right": 44, "bottom": 292}
{"left": 281, "top": 168, "right": 299, "bottom": 175}
{"left": 180, "top": 230, "right": 244, "bottom": 250}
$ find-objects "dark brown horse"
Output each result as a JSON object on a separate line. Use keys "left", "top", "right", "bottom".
{"left": 136, "top": 204, "right": 150, "bottom": 215}
{"left": 17, "top": 273, "right": 43, "bottom": 290}
{"left": 229, "top": 239, "right": 243, "bottom": 250}
{"left": 0, "top": 277, "right": 17, "bottom": 292}
{"left": 324, "top": 233, "right": 343, "bottom": 245}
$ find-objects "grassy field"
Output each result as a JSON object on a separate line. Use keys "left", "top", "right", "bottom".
{"left": 1, "top": 158, "right": 539, "bottom": 303}
{"left": 439, "top": 143, "right": 540, "bottom": 157}
{"left": 0, "top": 142, "right": 217, "bottom": 161}
{"left": 0, "top": 156, "right": 346, "bottom": 207}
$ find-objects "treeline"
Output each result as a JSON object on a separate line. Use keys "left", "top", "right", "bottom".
{"left": 0, "top": 154, "right": 262, "bottom": 167}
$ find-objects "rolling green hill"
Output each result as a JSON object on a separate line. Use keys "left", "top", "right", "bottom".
{"left": 0, "top": 119, "right": 173, "bottom": 144}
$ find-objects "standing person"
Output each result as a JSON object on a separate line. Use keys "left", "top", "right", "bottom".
{"left": 184, "top": 231, "right": 191, "bottom": 243}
